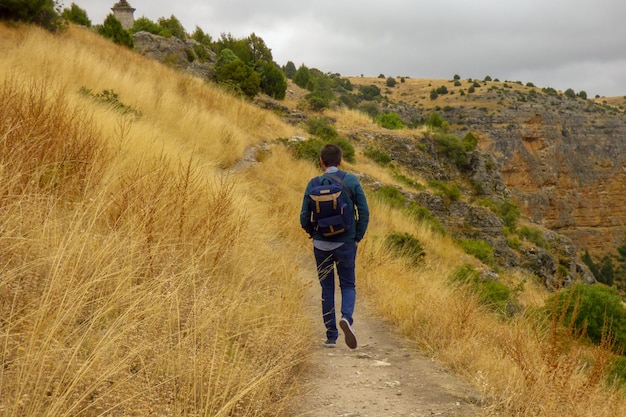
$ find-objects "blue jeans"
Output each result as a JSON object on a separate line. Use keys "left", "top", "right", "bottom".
{"left": 314, "top": 242, "right": 357, "bottom": 341}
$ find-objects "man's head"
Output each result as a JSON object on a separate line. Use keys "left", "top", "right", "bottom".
{"left": 320, "top": 144, "right": 342, "bottom": 168}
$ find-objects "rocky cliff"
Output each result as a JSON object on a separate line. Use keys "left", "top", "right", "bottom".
{"left": 347, "top": 78, "right": 625, "bottom": 259}
{"left": 445, "top": 89, "right": 626, "bottom": 255}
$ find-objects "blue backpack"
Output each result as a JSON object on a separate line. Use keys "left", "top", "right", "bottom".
{"left": 308, "top": 172, "right": 354, "bottom": 237}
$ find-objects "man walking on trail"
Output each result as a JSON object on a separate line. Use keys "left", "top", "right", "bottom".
{"left": 300, "top": 144, "right": 370, "bottom": 349}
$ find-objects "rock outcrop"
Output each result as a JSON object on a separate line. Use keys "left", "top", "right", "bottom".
{"left": 443, "top": 90, "right": 626, "bottom": 255}
{"left": 132, "top": 31, "right": 216, "bottom": 80}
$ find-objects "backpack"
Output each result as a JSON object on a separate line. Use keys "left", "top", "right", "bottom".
{"left": 308, "top": 171, "right": 354, "bottom": 237}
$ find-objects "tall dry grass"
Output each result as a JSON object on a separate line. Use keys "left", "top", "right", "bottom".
{"left": 0, "top": 23, "right": 308, "bottom": 416}
{"left": 350, "top": 191, "right": 626, "bottom": 416}
{"left": 2, "top": 20, "right": 626, "bottom": 417}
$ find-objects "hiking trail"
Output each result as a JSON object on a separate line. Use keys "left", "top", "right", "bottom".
{"left": 292, "top": 262, "right": 484, "bottom": 417}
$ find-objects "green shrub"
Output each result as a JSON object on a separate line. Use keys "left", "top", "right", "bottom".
{"left": 449, "top": 264, "right": 516, "bottom": 315}
{"left": 391, "top": 171, "right": 422, "bottom": 190}
{"left": 282, "top": 61, "right": 297, "bottom": 79}
{"left": 546, "top": 282, "right": 626, "bottom": 350}
{"left": 405, "top": 203, "right": 445, "bottom": 235}
{"left": 433, "top": 133, "right": 471, "bottom": 170}
{"left": 79, "top": 87, "right": 141, "bottom": 118}
{"left": 463, "top": 132, "right": 478, "bottom": 151}
{"left": 363, "top": 146, "right": 392, "bottom": 166}
{"left": 191, "top": 26, "right": 212, "bottom": 45}
{"left": 333, "top": 138, "right": 355, "bottom": 163}
{"left": 428, "top": 180, "right": 461, "bottom": 202}
{"left": 97, "top": 14, "right": 134, "bottom": 48}
{"left": 305, "top": 94, "right": 330, "bottom": 111}
{"left": 359, "top": 85, "right": 381, "bottom": 100}
{"left": 385, "top": 232, "right": 425, "bottom": 265}
{"left": 293, "top": 65, "right": 311, "bottom": 89}
{"left": 62, "top": 3, "right": 91, "bottom": 27}
{"left": 358, "top": 102, "right": 380, "bottom": 118}
{"left": 498, "top": 200, "right": 520, "bottom": 229}
{"left": 158, "top": 15, "right": 187, "bottom": 40}
{"left": 373, "top": 185, "right": 406, "bottom": 208}
{"left": 374, "top": 112, "right": 405, "bottom": 130}
{"left": 0, "top": 0, "right": 64, "bottom": 31}
{"left": 259, "top": 61, "right": 287, "bottom": 100}
{"left": 214, "top": 51, "right": 260, "bottom": 99}
{"left": 193, "top": 44, "right": 210, "bottom": 62}
{"left": 130, "top": 16, "right": 164, "bottom": 35}
{"left": 289, "top": 138, "right": 326, "bottom": 163}
{"left": 505, "top": 232, "right": 522, "bottom": 250}
{"left": 306, "top": 118, "right": 338, "bottom": 140}
{"left": 456, "top": 238, "right": 495, "bottom": 265}
{"left": 286, "top": 137, "right": 354, "bottom": 165}
{"left": 608, "top": 356, "right": 626, "bottom": 386}
{"left": 517, "top": 225, "right": 548, "bottom": 248}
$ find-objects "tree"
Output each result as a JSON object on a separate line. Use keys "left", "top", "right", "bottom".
{"left": 283, "top": 61, "right": 297, "bottom": 79}
{"left": 259, "top": 61, "right": 287, "bottom": 99}
{"left": 158, "top": 15, "right": 187, "bottom": 40}
{"left": 293, "top": 64, "right": 312, "bottom": 89}
{"left": 564, "top": 88, "right": 576, "bottom": 99}
{"left": 130, "top": 16, "right": 163, "bottom": 35}
{"left": 191, "top": 26, "right": 212, "bottom": 45}
{"left": 359, "top": 84, "right": 381, "bottom": 100}
{"left": 98, "top": 14, "right": 133, "bottom": 48}
{"left": 582, "top": 250, "right": 601, "bottom": 279}
{"left": 214, "top": 49, "right": 260, "bottom": 99}
{"left": 215, "top": 33, "right": 251, "bottom": 65}
{"left": 62, "top": 2, "right": 90, "bottom": 27}
{"left": 0, "top": 0, "right": 63, "bottom": 31}
{"left": 215, "top": 48, "right": 239, "bottom": 67}
{"left": 386, "top": 77, "right": 397, "bottom": 87}
{"left": 600, "top": 256, "right": 615, "bottom": 286}
{"left": 247, "top": 33, "right": 273, "bottom": 67}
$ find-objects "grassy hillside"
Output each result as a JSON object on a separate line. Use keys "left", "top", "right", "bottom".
{"left": 1, "top": 23, "right": 626, "bottom": 416}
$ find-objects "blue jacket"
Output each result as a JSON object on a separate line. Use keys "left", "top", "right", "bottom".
{"left": 300, "top": 169, "right": 370, "bottom": 242}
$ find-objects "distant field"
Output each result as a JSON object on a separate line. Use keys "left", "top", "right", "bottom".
{"left": 347, "top": 76, "right": 626, "bottom": 111}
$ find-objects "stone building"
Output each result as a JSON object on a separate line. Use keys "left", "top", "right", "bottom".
{"left": 111, "top": 0, "right": 135, "bottom": 30}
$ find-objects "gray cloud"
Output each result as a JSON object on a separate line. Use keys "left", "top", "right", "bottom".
{"left": 77, "top": 0, "right": 626, "bottom": 96}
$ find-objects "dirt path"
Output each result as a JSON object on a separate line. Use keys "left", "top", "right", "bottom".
{"left": 293, "top": 266, "right": 483, "bottom": 417}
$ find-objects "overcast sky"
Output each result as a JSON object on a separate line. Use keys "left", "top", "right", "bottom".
{"left": 75, "top": 0, "right": 626, "bottom": 97}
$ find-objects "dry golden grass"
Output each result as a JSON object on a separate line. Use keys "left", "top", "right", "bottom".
{"left": 2, "top": 21, "right": 626, "bottom": 417}
{"left": 0, "top": 23, "right": 306, "bottom": 416}
{"left": 349, "top": 76, "right": 544, "bottom": 112}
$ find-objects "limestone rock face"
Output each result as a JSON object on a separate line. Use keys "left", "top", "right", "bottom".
{"left": 449, "top": 96, "right": 626, "bottom": 255}
{"left": 132, "top": 31, "right": 216, "bottom": 80}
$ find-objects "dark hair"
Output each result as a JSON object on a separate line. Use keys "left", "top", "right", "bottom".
{"left": 320, "top": 144, "right": 342, "bottom": 167}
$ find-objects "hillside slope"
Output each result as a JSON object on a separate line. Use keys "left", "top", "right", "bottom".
{"left": 2, "top": 22, "right": 626, "bottom": 417}
{"left": 348, "top": 76, "right": 626, "bottom": 256}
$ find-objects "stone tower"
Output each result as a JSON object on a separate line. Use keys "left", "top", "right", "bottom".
{"left": 111, "top": 0, "right": 135, "bottom": 30}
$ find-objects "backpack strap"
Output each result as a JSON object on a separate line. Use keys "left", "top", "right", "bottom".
{"left": 322, "top": 171, "right": 354, "bottom": 201}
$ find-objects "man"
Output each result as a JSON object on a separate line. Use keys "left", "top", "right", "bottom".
{"left": 300, "top": 144, "right": 370, "bottom": 349}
